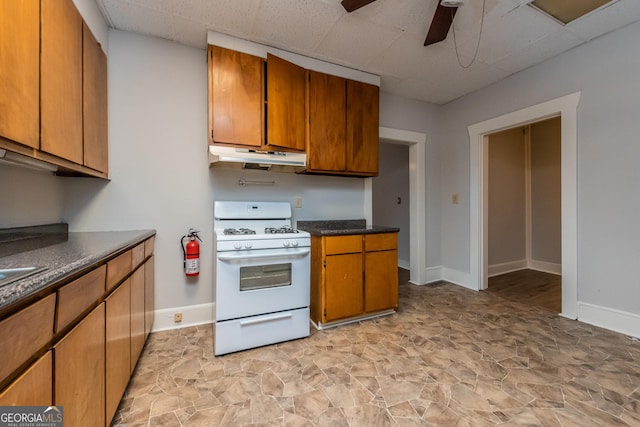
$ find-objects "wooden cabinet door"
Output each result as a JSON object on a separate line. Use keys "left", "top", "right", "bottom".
{"left": 324, "top": 253, "right": 363, "bottom": 322}
{"left": 0, "top": 0, "right": 39, "bottom": 148}
{"left": 346, "top": 80, "right": 379, "bottom": 175}
{"left": 364, "top": 249, "right": 398, "bottom": 313}
{"left": 83, "top": 22, "right": 108, "bottom": 173}
{"left": 54, "top": 303, "right": 105, "bottom": 427}
{"left": 0, "top": 352, "right": 52, "bottom": 406}
{"left": 41, "top": 0, "right": 83, "bottom": 164}
{"left": 306, "top": 70, "right": 347, "bottom": 172}
{"left": 106, "top": 279, "right": 131, "bottom": 424}
{"left": 130, "top": 267, "right": 145, "bottom": 373}
{"left": 144, "top": 255, "right": 155, "bottom": 340}
{"left": 209, "top": 45, "right": 263, "bottom": 147}
{"left": 267, "top": 54, "right": 305, "bottom": 151}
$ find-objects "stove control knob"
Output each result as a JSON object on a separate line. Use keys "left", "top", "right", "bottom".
{"left": 233, "top": 242, "right": 242, "bottom": 250}
{"left": 244, "top": 242, "right": 253, "bottom": 249}
{"left": 283, "top": 240, "right": 290, "bottom": 247}
{"left": 291, "top": 240, "right": 299, "bottom": 247}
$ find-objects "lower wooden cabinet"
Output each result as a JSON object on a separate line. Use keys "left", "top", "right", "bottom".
{"left": 144, "top": 255, "right": 155, "bottom": 341}
{"left": 55, "top": 303, "right": 106, "bottom": 427}
{"left": 0, "top": 351, "right": 52, "bottom": 406}
{"left": 324, "top": 252, "right": 363, "bottom": 322}
{"left": 106, "top": 279, "right": 131, "bottom": 422}
{"left": 130, "top": 267, "right": 145, "bottom": 373}
{"left": 0, "top": 234, "right": 155, "bottom": 427}
{"left": 311, "top": 232, "right": 398, "bottom": 327}
{"left": 364, "top": 238, "right": 399, "bottom": 313}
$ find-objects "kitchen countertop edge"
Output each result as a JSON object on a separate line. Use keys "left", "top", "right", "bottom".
{"left": 0, "top": 229, "right": 156, "bottom": 316}
{"left": 297, "top": 220, "right": 399, "bottom": 236}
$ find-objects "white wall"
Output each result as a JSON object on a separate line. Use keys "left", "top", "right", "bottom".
{"left": 488, "top": 128, "right": 526, "bottom": 265}
{"left": 441, "top": 20, "right": 640, "bottom": 319}
{"left": 0, "top": 164, "right": 64, "bottom": 228}
{"left": 372, "top": 143, "right": 410, "bottom": 268}
{"left": 530, "top": 118, "right": 561, "bottom": 264}
{"left": 379, "top": 92, "right": 442, "bottom": 268}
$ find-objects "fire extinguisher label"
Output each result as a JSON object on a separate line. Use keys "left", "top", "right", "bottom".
{"left": 185, "top": 258, "right": 199, "bottom": 275}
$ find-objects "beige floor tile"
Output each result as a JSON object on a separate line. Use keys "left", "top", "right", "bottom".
{"left": 112, "top": 270, "right": 640, "bottom": 426}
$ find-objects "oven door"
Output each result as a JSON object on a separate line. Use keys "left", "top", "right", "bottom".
{"left": 215, "top": 247, "right": 310, "bottom": 321}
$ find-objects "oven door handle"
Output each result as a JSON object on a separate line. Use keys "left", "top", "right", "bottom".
{"left": 217, "top": 248, "right": 310, "bottom": 261}
{"left": 240, "top": 313, "right": 292, "bottom": 327}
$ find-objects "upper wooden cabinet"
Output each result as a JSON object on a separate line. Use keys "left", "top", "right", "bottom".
{"left": 207, "top": 44, "right": 380, "bottom": 176}
{"left": 0, "top": 0, "right": 109, "bottom": 177}
{"left": 306, "top": 73, "right": 379, "bottom": 176}
{"left": 208, "top": 45, "right": 263, "bottom": 147}
{"left": 0, "top": 0, "right": 40, "bottom": 149}
{"left": 346, "top": 80, "right": 379, "bottom": 175}
{"left": 306, "top": 71, "right": 347, "bottom": 172}
{"left": 40, "top": 0, "right": 83, "bottom": 164}
{"left": 266, "top": 54, "right": 306, "bottom": 151}
{"left": 83, "top": 22, "right": 109, "bottom": 173}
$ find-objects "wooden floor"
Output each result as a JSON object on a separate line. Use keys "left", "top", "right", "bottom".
{"left": 487, "top": 268, "right": 562, "bottom": 313}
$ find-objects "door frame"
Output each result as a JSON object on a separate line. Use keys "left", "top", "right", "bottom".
{"left": 365, "top": 127, "right": 427, "bottom": 285}
{"left": 468, "top": 92, "right": 580, "bottom": 319}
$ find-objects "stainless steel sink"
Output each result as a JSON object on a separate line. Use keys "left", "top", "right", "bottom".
{"left": 0, "top": 266, "right": 48, "bottom": 288}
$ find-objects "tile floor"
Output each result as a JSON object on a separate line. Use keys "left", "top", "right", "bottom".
{"left": 112, "top": 272, "right": 640, "bottom": 426}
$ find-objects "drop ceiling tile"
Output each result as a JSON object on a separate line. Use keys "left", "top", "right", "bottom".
{"left": 360, "top": 0, "right": 433, "bottom": 39}
{"left": 182, "top": 0, "right": 260, "bottom": 38}
{"left": 314, "top": 14, "right": 404, "bottom": 69}
{"left": 102, "top": 0, "right": 174, "bottom": 41}
{"left": 367, "top": 33, "right": 449, "bottom": 79}
{"left": 171, "top": 15, "right": 208, "bottom": 48}
{"left": 385, "top": 76, "right": 463, "bottom": 105}
{"left": 492, "top": 28, "right": 585, "bottom": 72}
{"left": 463, "top": 5, "right": 562, "bottom": 65}
{"left": 249, "top": 0, "right": 343, "bottom": 52}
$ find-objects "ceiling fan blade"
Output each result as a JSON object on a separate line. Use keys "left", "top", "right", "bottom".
{"left": 424, "top": 3, "right": 458, "bottom": 46}
{"left": 341, "top": 0, "right": 377, "bottom": 12}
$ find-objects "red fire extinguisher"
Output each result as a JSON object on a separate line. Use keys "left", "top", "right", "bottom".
{"left": 181, "top": 229, "right": 202, "bottom": 276}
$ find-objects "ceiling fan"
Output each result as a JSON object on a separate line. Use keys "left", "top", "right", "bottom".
{"left": 341, "top": 0, "right": 465, "bottom": 46}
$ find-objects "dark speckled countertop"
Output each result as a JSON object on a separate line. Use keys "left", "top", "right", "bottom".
{"left": 0, "top": 226, "right": 155, "bottom": 315}
{"left": 297, "top": 219, "right": 399, "bottom": 236}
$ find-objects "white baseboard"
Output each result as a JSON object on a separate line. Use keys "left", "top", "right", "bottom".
{"left": 442, "top": 267, "right": 474, "bottom": 290}
{"left": 578, "top": 302, "right": 640, "bottom": 339}
{"left": 529, "top": 260, "right": 561, "bottom": 275}
{"left": 488, "top": 260, "right": 527, "bottom": 277}
{"left": 398, "top": 259, "right": 410, "bottom": 270}
{"left": 152, "top": 302, "right": 214, "bottom": 332}
{"left": 426, "top": 266, "right": 443, "bottom": 284}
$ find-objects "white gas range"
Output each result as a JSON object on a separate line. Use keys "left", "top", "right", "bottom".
{"left": 213, "top": 201, "right": 311, "bottom": 355}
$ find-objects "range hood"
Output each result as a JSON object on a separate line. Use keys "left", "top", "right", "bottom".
{"left": 208, "top": 145, "right": 307, "bottom": 173}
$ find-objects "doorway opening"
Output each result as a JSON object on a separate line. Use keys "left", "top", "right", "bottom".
{"left": 365, "top": 127, "right": 427, "bottom": 285}
{"left": 468, "top": 92, "right": 580, "bottom": 319}
{"left": 486, "top": 118, "right": 562, "bottom": 313}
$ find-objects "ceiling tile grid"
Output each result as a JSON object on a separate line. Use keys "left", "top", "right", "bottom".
{"left": 96, "top": 0, "right": 640, "bottom": 104}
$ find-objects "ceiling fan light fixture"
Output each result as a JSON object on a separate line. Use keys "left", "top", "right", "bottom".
{"left": 440, "top": 0, "right": 464, "bottom": 7}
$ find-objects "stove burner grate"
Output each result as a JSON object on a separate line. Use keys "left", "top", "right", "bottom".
{"left": 264, "top": 226, "right": 299, "bottom": 234}
{"left": 224, "top": 228, "right": 256, "bottom": 235}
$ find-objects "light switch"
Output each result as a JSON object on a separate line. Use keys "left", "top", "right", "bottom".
{"left": 294, "top": 197, "right": 303, "bottom": 208}
{"left": 452, "top": 194, "right": 459, "bottom": 205}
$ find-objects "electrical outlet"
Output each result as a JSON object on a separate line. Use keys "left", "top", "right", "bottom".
{"left": 294, "top": 197, "right": 303, "bottom": 208}
{"left": 452, "top": 194, "right": 460, "bottom": 205}
{"left": 174, "top": 312, "right": 183, "bottom": 323}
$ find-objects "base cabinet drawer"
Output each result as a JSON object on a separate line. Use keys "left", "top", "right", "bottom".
{"left": 214, "top": 308, "right": 309, "bottom": 356}
{"left": 0, "top": 293, "right": 55, "bottom": 386}
{"left": 0, "top": 351, "right": 52, "bottom": 406}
